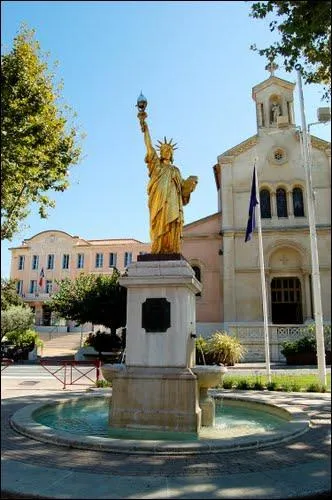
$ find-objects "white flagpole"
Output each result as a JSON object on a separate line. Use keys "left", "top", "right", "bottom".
{"left": 254, "top": 165, "right": 271, "bottom": 382}
{"left": 295, "top": 65, "right": 326, "bottom": 386}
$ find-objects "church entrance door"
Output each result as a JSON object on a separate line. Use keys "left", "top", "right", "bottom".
{"left": 271, "top": 277, "right": 303, "bottom": 324}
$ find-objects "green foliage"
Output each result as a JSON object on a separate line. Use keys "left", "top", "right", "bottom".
{"left": 266, "top": 380, "right": 278, "bottom": 391}
{"left": 86, "top": 330, "right": 123, "bottom": 354}
{"left": 195, "top": 335, "right": 209, "bottom": 364}
{"left": 1, "top": 24, "right": 83, "bottom": 240}
{"left": 84, "top": 332, "right": 95, "bottom": 347}
{"left": 1, "top": 278, "right": 24, "bottom": 310}
{"left": 249, "top": 1, "right": 331, "bottom": 100}
{"left": 1, "top": 304, "right": 34, "bottom": 339}
{"left": 235, "top": 379, "right": 251, "bottom": 390}
{"left": 47, "top": 271, "right": 127, "bottom": 333}
{"left": 221, "top": 378, "right": 234, "bottom": 389}
{"left": 206, "top": 331, "right": 247, "bottom": 366}
{"left": 6, "top": 328, "right": 43, "bottom": 350}
{"left": 306, "top": 323, "right": 331, "bottom": 351}
{"left": 221, "top": 373, "right": 330, "bottom": 393}
{"left": 196, "top": 332, "right": 246, "bottom": 366}
{"left": 289, "top": 381, "right": 301, "bottom": 392}
{"left": 95, "top": 379, "right": 111, "bottom": 388}
{"left": 281, "top": 335, "right": 316, "bottom": 357}
{"left": 252, "top": 377, "right": 265, "bottom": 390}
{"left": 307, "top": 383, "right": 327, "bottom": 393}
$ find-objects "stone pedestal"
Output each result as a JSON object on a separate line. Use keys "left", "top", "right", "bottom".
{"left": 120, "top": 259, "right": 201, "bottom": 368}
{"left": 104, "top": 258, "right": 202, "bottom": 435}
{"left": 104, "top": 365, "right": 201, "bottom": 435}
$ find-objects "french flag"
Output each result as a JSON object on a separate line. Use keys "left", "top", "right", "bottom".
{"left": 39, "top": 267, "right": 45, "bottom": 287}
{"left": 245, "top": 166, "right": 259, "bottom": 242}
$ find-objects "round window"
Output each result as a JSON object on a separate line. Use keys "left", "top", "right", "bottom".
{"left": 274, "top": 150, "right": 284, "bottom": 161}
{"left": 269, "top": 147, "right": 288, "bottom": 165}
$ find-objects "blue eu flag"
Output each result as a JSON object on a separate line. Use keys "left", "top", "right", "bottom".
{"left": 245, "top": 167, "right": 259, "bottom": 242}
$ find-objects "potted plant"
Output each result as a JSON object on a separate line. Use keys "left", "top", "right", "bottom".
{"left": 306, "top": 324, "right": 331, "bottom": 364}
{"left": 281, "top": 335, "right": 316, "bottom": 365}
{"left": 196, "top": 331, "right": 246, "bottom": 366}
{"left": 281, "top": 326, "right": 331, "bottom": 365}
{"left": 85, "top": 330, "right": 123, "bottom": 362}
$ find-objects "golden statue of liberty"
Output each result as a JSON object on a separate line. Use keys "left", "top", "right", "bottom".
{"left": 136, "top": 93, "right": 198, "bottom": 254}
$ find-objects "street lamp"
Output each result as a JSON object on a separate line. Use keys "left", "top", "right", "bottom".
{"left": 294, "top": 63, "right": 330, "bottom": 386}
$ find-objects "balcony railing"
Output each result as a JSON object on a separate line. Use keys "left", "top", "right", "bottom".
{"left": 226, "top": 323, "right": 329, "bottom": 362}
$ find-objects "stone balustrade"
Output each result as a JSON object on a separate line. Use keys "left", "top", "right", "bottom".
{"left": 226, "top": 323, "right": 330, "bottom": 362}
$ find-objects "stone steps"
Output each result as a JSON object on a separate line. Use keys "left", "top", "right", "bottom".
{"left": 38, "top": 332, "right": 89, "bottom": 358}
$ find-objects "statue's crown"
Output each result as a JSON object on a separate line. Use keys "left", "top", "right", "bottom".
{"left": 156, "top": 137, "right": 178, "bottom": 151}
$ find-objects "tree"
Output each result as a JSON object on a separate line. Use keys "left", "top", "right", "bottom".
{"left": 1, "top": 304, "right": 34, "bottom": 340}
{"left": 1, "top": 278, "right": 24, "bottom": 310}
{"left": 1, "top": 25, "right": 83, "bottom": 240}
{"left": 47, "top": 271, "right": 127, "bottom": 334}
{"left": 249, "top": 1, "right": 331, "bottom": 100}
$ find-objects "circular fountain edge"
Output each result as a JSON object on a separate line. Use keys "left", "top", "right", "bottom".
{"left": 9, "top": 391, "right": 310, "bottom": 455}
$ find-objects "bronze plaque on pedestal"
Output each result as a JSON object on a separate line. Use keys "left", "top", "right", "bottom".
{"left": 142, "top": 298, "right": 171, "bottom": 332}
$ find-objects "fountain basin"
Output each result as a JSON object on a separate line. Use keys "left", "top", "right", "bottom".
{"left": 191, "top": 365, "right": 227, "bottom": 426}
{"left": 192, "top": 364, "right": 227, "bottom": 388}
{"left": 102, "top": 364, "right": 227, "bottom": 388}
{"left": 101, "top": 362, "right": 126, "bottom": 383}
{"left": 9, "top": 392, "right": 310, "bottom": 455}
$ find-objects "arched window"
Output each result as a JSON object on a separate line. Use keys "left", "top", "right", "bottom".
{"left": 260, "top": 189, "right": 271, "bottom": 218}
{"left": 192, "top": 265, "right": 201, "bottom": 297}
{"left": 277, "top": 188, "right": 288, "bottom": 217}
{"left": 292, "top": 187, "right": 304, "bottom": 217}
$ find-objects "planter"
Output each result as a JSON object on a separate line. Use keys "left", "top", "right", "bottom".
{"left": 285, "top": 351, "right": 331, "bottom": 365}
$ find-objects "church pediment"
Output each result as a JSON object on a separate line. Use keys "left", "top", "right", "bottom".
{"left": 218, "top": 135, "right": 258, "bottom": 161}
{"left": 252, "top": 76, "right": 295, "bottom": 100}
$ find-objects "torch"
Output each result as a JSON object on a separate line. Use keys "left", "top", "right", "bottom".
{"left": 136, "top": 92, "right": 148, "bottom": 132}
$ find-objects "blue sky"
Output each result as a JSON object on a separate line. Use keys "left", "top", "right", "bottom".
{"left": 1, "top": 0, "right": 331, "bottom": 278}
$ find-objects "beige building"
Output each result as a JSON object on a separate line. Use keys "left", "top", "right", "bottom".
{"left": 9, "top": 231, "right": 151, "bottom": 328}
{"left": 9, "top": 71, "right": 331, "bottom": 360}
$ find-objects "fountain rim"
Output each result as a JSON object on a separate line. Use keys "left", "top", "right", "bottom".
{"left": 9, "top": 391, "right": 310, "bottom": 455}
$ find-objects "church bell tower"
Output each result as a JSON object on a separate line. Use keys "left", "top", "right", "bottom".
{"left": 252, "top": 62, "right": 296, "bottom": 134}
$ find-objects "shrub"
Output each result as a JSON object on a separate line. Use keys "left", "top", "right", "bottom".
{"left": 235, "top": 379, "right": 251, "bottom": 390}
{"left": 282, "top": 325, "right": 332, "bottom": 358}
{"left": 307, "top": 383, "right": 326, "bottom": 393}
{"left": 281, "top": 335, "right": 316, "bottom": 357}
{"left": 206, "top": 331, "right": 246, "bottom": 366}
{"left": 290, "top": 382, "right": 301, "bottom": 392}
{"left": 195, "top": 335, "right": 209, "bottom": 364}
{"left": 87, "top": 331, "right": 122, "bottom": 355}
{"left": 306, "top": 323, "right": 331, "bottom": 351}
{"left": 84, "top": 332, "right": 95, "bottom": 347}
{"left": 222, "top": 378, "right": 234, "bottom": 389}
{"left": 266, "top": 381, "right": 278, "bottom": 391}
{"left": 5, "top": 329, "right": 43, "bottom": 350}
{"left": 1, "top": 305, "right": 34, "bottom": 339}
{"left": 95, "top": 379, "right": 111, "bottom": 388}
{"left": 252, "top": 378, "right": 265, "bottom": 390}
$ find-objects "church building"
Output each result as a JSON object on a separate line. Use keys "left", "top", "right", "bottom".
{"left": 183, "top": 68, "right": 331, "bottom": 360}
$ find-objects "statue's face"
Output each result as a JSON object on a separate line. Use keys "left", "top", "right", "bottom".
{"left": 160, "top": 145, "right": 173, "bottom": 162}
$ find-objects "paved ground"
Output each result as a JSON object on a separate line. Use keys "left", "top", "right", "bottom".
{"left": 1, "top": 362, "right": 331, "bottom": 500}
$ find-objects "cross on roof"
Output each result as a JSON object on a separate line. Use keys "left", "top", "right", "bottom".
{"left": 265, "top": 62, "right": 279, "bottom": 77}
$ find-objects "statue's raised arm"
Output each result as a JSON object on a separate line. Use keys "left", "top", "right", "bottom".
{"left": 136, "top": 92, "right": 155, "bottom": 160}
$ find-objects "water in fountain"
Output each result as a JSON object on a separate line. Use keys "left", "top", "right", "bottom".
{"left": 33, "top": 395, "right": 291, "bottom": 442}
